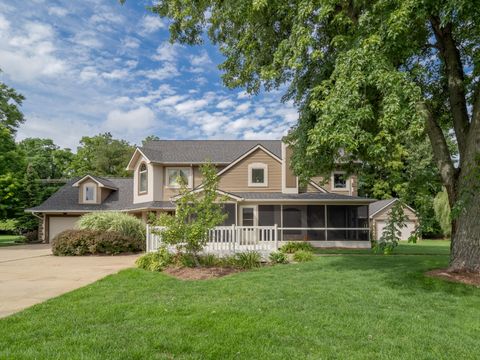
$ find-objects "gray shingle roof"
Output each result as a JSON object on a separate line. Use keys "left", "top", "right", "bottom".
{"left": 26, "top": 178, "right": 175, "bottom": 212}
{"left": 231, "top": 192, "right": 375, "bottom": 202}
{"left": 140, "top": 140, "right": 282, "bottom": 163}
{"left": 368, "top": 198, "right": 397, "bottom": 217}
{"left": 87, "top": 175, "right": 118, "bottom": 189}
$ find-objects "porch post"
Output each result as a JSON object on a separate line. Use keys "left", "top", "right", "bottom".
{"left": 231, "top": 223, "right": 236, "bottom": 253}
{"left": 274, "top": 223, "right": 278, "bottom": 250}
{"left": 146, "top": 224, "right": 151, "bottom": 252}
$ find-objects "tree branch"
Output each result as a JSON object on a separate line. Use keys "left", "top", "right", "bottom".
{"left": 419, "top": 102, "right": 457, "bottom": 205}
{"left": 430, "top": 16, "right": 470, "bottom": 161}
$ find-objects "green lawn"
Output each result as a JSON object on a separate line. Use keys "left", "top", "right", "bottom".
{"left": 1, "top": 241, "right": 479, "bottom": 359}
{"left": 0, "top": 234, "right": 25, "bottom": 247}
{"left": 314, "top": 239, "right": 451, "bottom": 255}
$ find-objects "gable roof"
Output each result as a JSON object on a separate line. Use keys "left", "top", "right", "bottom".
{"left": 72, "top": 175, "right": 118, "bottom": 190}
{"left": 369, "top": 198, "right": 417, "bottom": 218}
{"left": 138, "top": 140, "right": 282, "bottom": 164}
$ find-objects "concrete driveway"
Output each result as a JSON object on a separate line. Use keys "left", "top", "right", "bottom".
{"left": 0, "top": 244, "right": 139, "bottom": 318}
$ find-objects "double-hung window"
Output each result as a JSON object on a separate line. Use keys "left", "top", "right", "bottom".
{"left": 248, "top": 163, "right": 268, "bottom": 187}
{"left": 166, "top": 167, "right": 192, "bottom": 188}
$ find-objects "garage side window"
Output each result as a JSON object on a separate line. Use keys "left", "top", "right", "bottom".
{"left": 83, "top": 184, "right": 96, "bottom": 203}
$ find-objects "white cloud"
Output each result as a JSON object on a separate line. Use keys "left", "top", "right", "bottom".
{"left": 235, "top": 102, "right": 251, "bottom": 113}
{"left": 216, "top": 99, "right": 236, "bottom": 109}
{"left": 122, "top": 36, "right": 140, "bottom": 49}
{"left": 229, "top": 118, "right": 270, "bottom": 131}
{"left": 0, "top": 13, "right": 10, "bottom": 31}
{"left": 105, "top": 106, "right": 155, "bottom": 131}
{"left": 48, "top": 6, "right": 68, "bottom": 17}
{"left": 79, "top": 66, "right": 99, "bottom": 82}
{"left": 140, "top": 15, "right": 166, "bottom": 35}
{"left": 156, "top": 94, "right": 187, "bottom": 108}
{"left": 101, "top": 68, "right": 129, "bottom": 80}
{"left": 174, "top": 99, "right": 209, "bottom": 114}
{"left": 0, "top": 21, "right": 67, "bottom": 81}
{"left": 189, "top": 50, "right": 212, "bottom": 67}
{"left": 142, "top": 63, "right": 179, "bottom": 80}
{"left": 72, "top": 30, "right": 102, "bottom": 48}
{"left": 152, "top": 42, "right": 180, "bottom": 62}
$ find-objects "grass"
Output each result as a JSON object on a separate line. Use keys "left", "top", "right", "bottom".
{"left": 0, "top": 234, "right": 25, "bottom": 247}
{"left": 1, "top": 241, "right": 479, "bottom": 359}
{"left": 314, "top": 239, "right": 451, "bottom": 255}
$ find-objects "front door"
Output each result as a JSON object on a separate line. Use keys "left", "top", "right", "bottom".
{"left": 240, "top": 206, "right": 257, "bottom": 226}
{"left": 239, "top": 206, "right": 257, "bottom": 244}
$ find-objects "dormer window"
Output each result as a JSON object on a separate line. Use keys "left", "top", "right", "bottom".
{"left": 248, "top": 163, "right": 268, "bottom": 187}
{"left": 332, "top": 172, "right": 348, "bottom": 190}
{"left": 83, "top": 183, "right": 96, "bottom": 203}
{"left": 139, "top": 163, "right": 148, "bottom": 194}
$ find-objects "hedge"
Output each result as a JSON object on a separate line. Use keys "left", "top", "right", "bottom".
{"left": 52, "top": 229, "right": 143, "bottom": 256}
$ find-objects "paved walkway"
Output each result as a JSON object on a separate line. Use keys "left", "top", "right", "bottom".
{"left": 0, "top": 244, "right": 139, "bottom": 318}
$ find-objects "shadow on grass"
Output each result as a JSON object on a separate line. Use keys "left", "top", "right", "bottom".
{"left": 323, "top": 254, "right": 477, "bottom": 296}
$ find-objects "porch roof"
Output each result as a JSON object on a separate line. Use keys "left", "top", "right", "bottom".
{"left": 230, "top": 192, "right": 375, "bottom": 202}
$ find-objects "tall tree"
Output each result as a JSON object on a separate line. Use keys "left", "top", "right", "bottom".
{"left": 18, "top": 138, "right": 73, "bottom": 179}
{"left": 68, "top": 133, "right": 134, "bottom": 177}
{"left": 145, "top": 0, "right": 480, "bottom": 272}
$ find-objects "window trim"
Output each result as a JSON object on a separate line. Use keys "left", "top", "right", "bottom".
{"left": 248, "top": 163, "right": 268, "bottom": 187}
{"left": 331, "top": 171, "right": 350, "bottom": 190}
{"left": 83, "top": 183, "right": 97, "bottom": 203}
{"left": 138, "top": 162, "right": 148, "bottom": 195}
{"left": 165, "top": 167, "right": 193, "bottom": 189}
{"left": 239, "top": 205, "right": 258, "bottom": 226}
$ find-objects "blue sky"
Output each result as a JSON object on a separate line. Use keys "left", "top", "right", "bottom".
{"left": 0, "top": 0, "right": 298, "bottom": 150}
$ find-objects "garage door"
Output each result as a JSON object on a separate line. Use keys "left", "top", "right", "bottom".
{"left": 49, "top": 216, "right": 81, "bottom": 242}
{"left": 376, "top": 220, "right": 416, "bottom": 241}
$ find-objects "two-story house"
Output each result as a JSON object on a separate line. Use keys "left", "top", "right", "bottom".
{"left": 27, "top": 140, "right": 375, "bottom": 248}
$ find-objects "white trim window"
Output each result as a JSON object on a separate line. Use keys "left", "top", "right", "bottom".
{"left": 139, "top": 163, "right": 148, "bottom": 194}
{"left": 332, "top": 172, "right": 349, "bottom": 190}
{"left": 83, "top": 183, "right": 96, "bottom": 203}
{"left": 166, "top": 167, "right": 192, "bottom": 188}
{"left": 248, "top": 163, "right": 268, "bottom": 187}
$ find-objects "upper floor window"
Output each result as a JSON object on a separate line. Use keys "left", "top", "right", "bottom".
{"left": 139, "top": 163, "right": 148, "bottom": 194}
{"left": 166, "top": 167, "right": 192, "bottom": 188}
{"left": 332, "top": 172, "right": 348, "bottom": 190}
{"left": 83, "top": 184, "right": 96, "bottom": 203}
{"left": 248, "top": 163, "right": 268, "bottom": 187}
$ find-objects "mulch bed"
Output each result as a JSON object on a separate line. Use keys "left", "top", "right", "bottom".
{"left": 426, "top": 269, "right": 480, "bottom": 287}
{"left": 163, "top": 266, "right": 240, "bottom": 280}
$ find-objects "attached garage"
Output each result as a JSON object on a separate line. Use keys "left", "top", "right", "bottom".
{"left": 369, "top": 199, "right": 418, "bottom": 241}
{"left": 46, "top": 216, "right": 81, "bottom": 243}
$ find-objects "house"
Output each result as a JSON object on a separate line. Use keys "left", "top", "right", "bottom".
{"left": 27, "top": 140, "right": 376, "bottom": 248}
{"left": 369, "top": 198, "right": 418, "bottom": 241}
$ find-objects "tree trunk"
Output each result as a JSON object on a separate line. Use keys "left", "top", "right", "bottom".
{"left": 449, "top": 115, "right": 480, "bottom": 272}
{"left": 449, "top": 188, "right": 480, "bottom": 272}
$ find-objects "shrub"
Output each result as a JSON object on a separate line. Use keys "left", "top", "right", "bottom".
{"left": 77, "top": 212, "right": 145, "bottom": 249}
{"left": 23, "top": 229, "right": 38, "bottom": 243}
{"left": 280, "top": 241, "right": 314, "bottom": 254}
{"left": 269, "top": 251, "right": 288, "bottom": 264}
{"left": 235, "top": 251, "right": 261, "bottom": 269}
{"left": 177, "top": 253, "right": 197, "bottom": 268}
{"left": 293, "top": 250, "right": 314, "bottom": 262}
{"left": 0, "top": 219, "right": 19, "bottom": 233}
{"left": 52, "top": 229, "right": 143, "bottom": 256}
{"left": 198, "top": 253, "right": 220, "bottom": 267}
{"left": 136, "top": 247, "right": 173, "bottom": 271}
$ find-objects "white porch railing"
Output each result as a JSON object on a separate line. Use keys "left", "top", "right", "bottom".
{"left": 146, "top": 224, "right": 278, "bottom": 254}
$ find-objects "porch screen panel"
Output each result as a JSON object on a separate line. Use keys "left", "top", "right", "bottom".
{"left": 282, "top": 205, "right": 307, "bottom": 240}
{"left": 306, "top": 205, "right": 325, "bottom": 240}
{"left": 258, "top": 205, "right": 281, "bottom": 226}
{"left": 220, "top": 203, "right": 236, "bottom": 226}
{"left": 327, "top": 205, "right": 369, "bottom": 240}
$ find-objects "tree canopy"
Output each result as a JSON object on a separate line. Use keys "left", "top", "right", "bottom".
{"left": 148, "top": 0, "right": 480, "bottom": 271}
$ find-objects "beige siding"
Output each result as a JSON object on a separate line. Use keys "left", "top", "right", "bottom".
{"left": 100, "top": 188, "right": 112, "bottom": 202}
{"left": 78, "top": 181, "right": 100, "bottom": 204}
{"left": 374, "top": 205, "right": 417, "bottom": 221}
{"left": 218, "top": 148, "right": 282, "bottom": 192}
